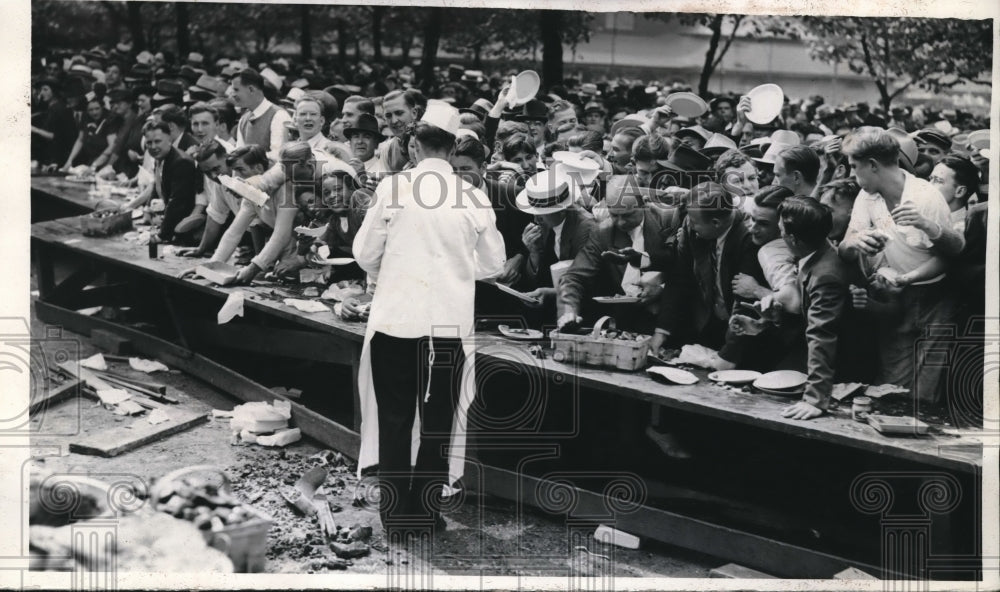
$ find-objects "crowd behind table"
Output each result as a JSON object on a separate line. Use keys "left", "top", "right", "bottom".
{"left": 31, "top": 45, "right": 990, "bottom": 431}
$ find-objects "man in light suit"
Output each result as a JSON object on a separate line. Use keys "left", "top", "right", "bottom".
{"left": 777, "top": 196, "right": 850, "bottom": 420}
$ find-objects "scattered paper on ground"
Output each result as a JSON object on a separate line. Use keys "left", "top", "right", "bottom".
{"left": 96, "top": 388, "right": 131, "bottom": 406}
{"left": 129, "top": 357, "right": 169, "bottom": 373}
{"left": 147, "top": 409, "right": 173, "bottom": 425}
{"left": 80, "top": 353, "right": 108, "bottom": 371}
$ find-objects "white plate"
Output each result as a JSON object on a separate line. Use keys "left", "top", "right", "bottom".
{"left": 494, "top": 282, "right": 541, "bottom": 305}
{"left": 497, "top": 325, "right": 544, "bottom": 340}
{"left": 195, "top": 261, "right": 239, "bottom": 286}
{"left": 755, "top": 385, "right": 804, "bottom": 397}
{"left": 707, "top": 370, "right": 762, "bottom": 385}
{"left": 753, "top": 370, "right": 807, "bottom": 391}
{"left": 664, "top": 92, "right": 708, "bottom": 118}
{"left": 745, "top": 84, "right": 784, "bottom": 125}
{"left": 647, "top": 366, "right": 698, "bottom": 385}
{"left": 295, "top": 224, "right": 328, "bottom": 238}
{"left": 509, "top": 70, "right": 540, "bottom": 106}
{"left": 593, "top": 296, "right": 641, "bottom": 304}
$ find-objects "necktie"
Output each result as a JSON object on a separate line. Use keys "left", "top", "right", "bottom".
{"left": 154, "top": 160, "right": 164, "bottom": 201}
{"left": 710, "top": 245, "right": 728, "bottom": 320}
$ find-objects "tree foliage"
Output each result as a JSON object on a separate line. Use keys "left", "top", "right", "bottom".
{"left": 797, "top": 16, "right": 993, "bottom": 110}
{"left": 644, "top": 13, "right": 796, "bottom": 97}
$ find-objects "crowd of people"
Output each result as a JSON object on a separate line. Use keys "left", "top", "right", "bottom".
{"left": 31, "top": 43, "right": 991, "bottom": 537}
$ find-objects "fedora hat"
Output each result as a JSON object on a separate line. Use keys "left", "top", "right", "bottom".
{"left": 421, "top": 99, "right": 461, "bottom": 136}
{"left": 769, "top": 129, "right": 801, "bottom": 146}
{"left": 515, "top": 99, "right": 548, "bottom": 123}
{"left": 187, "top": 52, "right": 204, "bottom": 67}
{"left": 282, "top": 86, "right": 307, "bottom": 107}
{"left": 153, "top": 78, "right": 185, "bottom": 101}
{"left": 107, "top": 88, "right": 133, "bottom": 104}
{"left": 656, "top": 144, "right": 713, "bottom": 173}
{"left": 701, "top": 132, "right": 737, "bottom": 156}
{"left": 609, "top": 116, "right": 647, "bottom": 137}
{"left": 887, "top": 128, "right": 918, "bottom": 171}
{"left": 459, "top": 97, "right": 493, "bottom": 120}
{"left": 583, "top": 101, "right": 606, "bottom": 114}
{"left": 190, "top": 74, "right": 226, "bottom": 97}
{"left": 515, "top": 170, "right": 575, "bottom": 215}
{"left": 343, "top": 113, "right": 384, "bottom": 140}
{"left": 674, "top": 125, "right": 712, "bottom": 143}
{"left": 124, "top": 63, "right": 152, "bottom": 83}
{"left": 709, "top": 95, "right": 735, "bottom": 111}
{"left": 752, "top": 142, "right": 794, "bottom": 166}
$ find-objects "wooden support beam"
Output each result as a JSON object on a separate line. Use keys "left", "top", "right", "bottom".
{"left": 177, "top": 318, "right": 358, "bottom": 365}
{"left": 472, "top": 462, "right": 879, "bottom": 579}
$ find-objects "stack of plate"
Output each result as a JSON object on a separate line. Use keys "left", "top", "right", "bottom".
{"left": 752, "top": 370, "right": 807, "bottom": 396}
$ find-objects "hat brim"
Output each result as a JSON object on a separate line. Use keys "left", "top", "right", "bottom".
{"left": 514, "top": 189, "right": 575, "bottom": 215}
{"left": 515, "top": 116, "right": 547, "bottom": 123}
{"left": 343, "top": 127, "right": 384, "bottom": 141}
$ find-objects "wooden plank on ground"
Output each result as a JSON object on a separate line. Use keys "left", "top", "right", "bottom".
{"left": 57, "top": 361, "right": 115, "bottom": 391}
{"left": 69, "top": 409, "right": 209, "bottom": 457}
{"left": 30, "top": 379, "right": 81, "bottom": 413}
{"left": 833, "top": 566, "right": 879, "bottom": 580}
{"left": 90, "top": 328, "right": 133, "bottom": 354}
{"left": 36, "top": 301, "right": 362, "bottom": 458}
{"left": 710, "top": 563, "right": 778, "bottom": 578}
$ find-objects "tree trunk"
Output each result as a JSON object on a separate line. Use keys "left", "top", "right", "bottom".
{"left": 399, "top": 31, "right": 414, "bottom": 67}
{"left": 300, "top": 4, "right": 312, "bottom": 60}
{"left": 336, "top": 18, "right": 348, "bottom": 72}
{"left": 539, "top": 10, "right": 564, "bottom": 90}
{"left": 418, "top": 7, "right": 444, "bottom": 92}
{"left": 371, "top": 6, "right": 384, "bottom": 62}
{"left": 698, "top": 14, "right": 723, "bottom": 97}
{"left": 126, "top": 1, "right": 145, "bottom": 50}
{"left": 176, "top": 2, "right": 190, "bottom": 58}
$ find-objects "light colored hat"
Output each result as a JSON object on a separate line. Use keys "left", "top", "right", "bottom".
{"left": 769, "top": 129, "right": 801, "bottom": 146}
{"left": 932, "top": 119, "right": 958, "bottom": 137}
{"left": 284, "top": 87, "right": 307, "bottom": 105}
{"left": 260, "top": 67, "right": 283, "bottom": 92}
{"left": 552, "top": 151, "right": 601, "bottom": 186}
{"left": 455, "top": 128, "right": 479, "bottom": 141}
{"left": 702, "top": 132, "right": 738, "bottom": 153}
{"left": 135, "top": 50, "right": 154, "bottom": 65}
{"left": 322, "top": 158, "right": 360, "bottom": 183}
{"left": 420, "top": 99, "right": 460, "bottom": 136}
{"left": 752, "top": 142, "right": 794, "bottom": 166}
{"left": 515, "top": 170, "right": 574, "bottom": 215}
{"left": 887, "top": 128, "right": 919, "bottom": 170}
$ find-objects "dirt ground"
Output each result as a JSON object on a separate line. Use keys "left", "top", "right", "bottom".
{"left": 27, "top": 304, "right": 716, "bottom": 577}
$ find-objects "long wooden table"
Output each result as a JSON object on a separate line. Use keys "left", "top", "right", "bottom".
{"left": 32, "top": 175, "right": 101, "bottom": 222}
{"left": 30, "top": 213, "right": 987, "bottom": 579}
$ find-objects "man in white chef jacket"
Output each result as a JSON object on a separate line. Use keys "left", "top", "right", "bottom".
{"left": 353, "top": 100, "right": 506, "bottom": 538}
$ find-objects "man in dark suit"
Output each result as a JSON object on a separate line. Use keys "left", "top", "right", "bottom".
{"left": 776, "top": 197, "right": 849, "bottom": 420}
{"left": 159, "top": 105, "right": 199, "bottom": 153}
{"left": 143, "top": 121, "right": 200, "bottom": 244}
{"left": 651, "top": 182, "right": 764, "bottom": 369}
{"left": 559, "top": 177, "right": 681, "bottom": 332}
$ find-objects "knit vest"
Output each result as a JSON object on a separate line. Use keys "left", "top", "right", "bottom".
{"left": 239, "top": 103, "right": 279, "bottom": 149}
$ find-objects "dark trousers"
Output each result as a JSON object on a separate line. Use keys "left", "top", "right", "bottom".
{"left": 369, "top": 331, "right": 465, "bottom": 531}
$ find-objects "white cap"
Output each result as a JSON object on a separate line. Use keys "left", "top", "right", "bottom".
{"left": 421, "top": 99, "right": 460, "bottom": 136}
{"left": 260, "top": 67, "right": 283, "bottom": 92}
{"left": 285, "top": 87, "right": 306, "bottom": 104}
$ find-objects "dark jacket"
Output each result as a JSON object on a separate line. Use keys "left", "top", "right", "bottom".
{"left": 518, "top": 205, "right": 597, "bottom": 292}
{"left": 484, "top": 177, "right": 533, "bottom": 260}
{"left": 560, "top": 204, "right": 681, "bottom": 313}
{"left": 797, "top": 241, "right": 850, "bottom": 410}
{"left": 157, "top": 146, "right": 200, "bottom": 242}
{"left": 656, "top": 210, "right": 764, "bottom": 362}
{"left": 110, "top": 109, "right": 144, "bottom": 178}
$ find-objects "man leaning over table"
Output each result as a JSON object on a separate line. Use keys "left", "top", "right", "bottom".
{"left": 774, "top": 197, "right": 849, "bottom": 420}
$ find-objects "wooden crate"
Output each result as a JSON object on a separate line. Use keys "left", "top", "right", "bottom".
{"left": 550, "top": 316, "right": 651, "bottom": 371}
